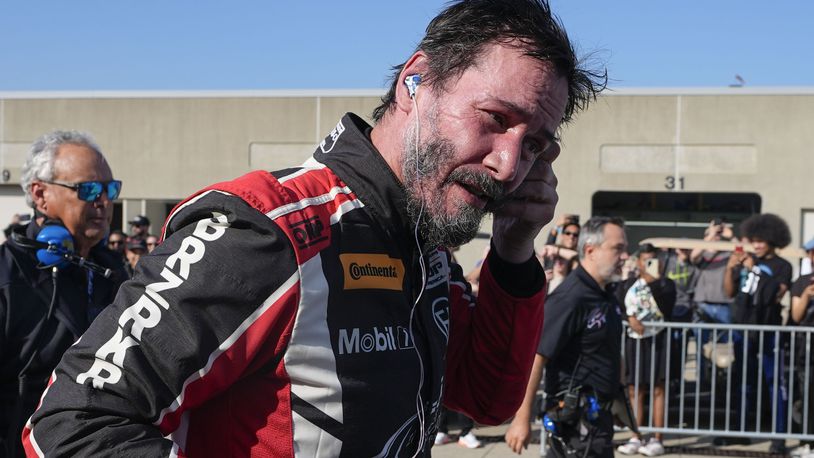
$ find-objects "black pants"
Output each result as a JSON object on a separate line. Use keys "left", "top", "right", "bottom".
{"left": 546, "top": 410, "right": 614, "bottom": 458}
{"left": 437, "top": 408, "right": 473, "bottom": 436}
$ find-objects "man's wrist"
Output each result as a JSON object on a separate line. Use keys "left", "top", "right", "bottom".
{"left": 486, "top": 242, "right": 545, "bottom": 297}
{"left": 491, "top": 235, "right": 534, "bottom": 264}
{"left": 513, "top": 411, "right": 532, "bottom": 423}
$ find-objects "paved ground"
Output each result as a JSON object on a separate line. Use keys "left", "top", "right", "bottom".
{"left": 431, "top": 423, "right": 799, "bottom": 458}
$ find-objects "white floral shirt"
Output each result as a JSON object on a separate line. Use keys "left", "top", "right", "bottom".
{"left": 624, "top": 278, "right": 664, "bottom": 339}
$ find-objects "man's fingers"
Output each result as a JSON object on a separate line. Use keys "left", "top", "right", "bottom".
{"left": 509, "top": 157, "right": 556, "bottom": 196}
{"left": 513, "top": 169, "right": 559, "bottom": 194}
{"left": 496, "top": 186, "right": 558, "bottom": 221}
{"left": 505, "top": 431, "right": 522, "bottom": 454}
{"left": 506, "top": 431, "right": 531, "bottom": 454}
{"left": 511, "top": 440, "right": 522, "bottom": 454}
{"left": 503, "top": 164, "right": 558, "bottom": 207}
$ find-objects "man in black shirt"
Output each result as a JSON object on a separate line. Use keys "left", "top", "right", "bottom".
{"left": 790, "top": 239, "right": 814, "bottom": 453}
{"left": 506, "top": 216, "right": 628, "bottom": 457}
{"left": 791, "top": 239, "right": 814, "bottom": 326}
{"left": 724, "top": 213, "right": 793, "bottom": 454}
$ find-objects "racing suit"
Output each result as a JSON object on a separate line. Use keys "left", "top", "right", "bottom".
{"left": 24, "top": 113, "right": 546, "bottom": 457}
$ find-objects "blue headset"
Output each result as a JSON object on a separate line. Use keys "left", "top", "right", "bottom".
{"left": 35, "top": 224, "right": 74, "bottom": 268}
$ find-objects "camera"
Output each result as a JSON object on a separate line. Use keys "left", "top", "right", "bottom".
{"left": 552, "top": 390, "right": 580, "bottom": 424}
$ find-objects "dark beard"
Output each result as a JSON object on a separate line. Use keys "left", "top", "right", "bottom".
{"left": 402, "top": 129, "right": 503, "bottom": 248}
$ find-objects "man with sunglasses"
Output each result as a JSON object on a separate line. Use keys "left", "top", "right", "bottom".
{"left": 107, "top": 229, "right": 127, "bottom": 255}
{"left": 0, "top": 130, "right": 127, "bottom": 458}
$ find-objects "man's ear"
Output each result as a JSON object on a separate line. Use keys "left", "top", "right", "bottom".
{"left": 395, "top": 51, "right": 430, "bottom": 113}
{"left": 30, "top": 182, "right": 48, "bottom": 213}
{"left": 582, "top": 244, "right": 594, "bottom": 261}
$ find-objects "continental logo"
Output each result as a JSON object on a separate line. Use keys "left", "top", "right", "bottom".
{"left": 340, "top": 253, "right": 405, "bottom": 290}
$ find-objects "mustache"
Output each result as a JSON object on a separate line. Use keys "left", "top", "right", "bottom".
{"left": 445, "top": 169, "right": 506, "bottom": 211}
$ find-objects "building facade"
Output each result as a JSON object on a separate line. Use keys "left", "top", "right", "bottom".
{"left": 1, "top": 87, "right": 811, "bottom": 270}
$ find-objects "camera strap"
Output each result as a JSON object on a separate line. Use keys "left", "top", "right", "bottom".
{"left": 566, "top": 354, "right": 583, "bottom": 394}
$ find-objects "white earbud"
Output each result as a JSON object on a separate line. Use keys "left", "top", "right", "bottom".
{"left": 405, "top": 74, "right": 422, "bottom": 99}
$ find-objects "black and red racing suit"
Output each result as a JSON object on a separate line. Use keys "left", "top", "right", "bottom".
{"left": 23, "top": 113, "right": 546, "bottom": 457}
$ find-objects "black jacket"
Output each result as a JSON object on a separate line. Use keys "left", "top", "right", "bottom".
{"left": 0, "top": 221, "right": 126, "bottom": 458}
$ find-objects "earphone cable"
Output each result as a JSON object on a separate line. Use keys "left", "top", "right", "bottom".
{"left": 408, "top": 92, "right": 428, "bottom": 457}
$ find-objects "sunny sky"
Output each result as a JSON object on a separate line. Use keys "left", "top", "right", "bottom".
{"left": 1, "top": 0, "right": 812, "bottom": 91}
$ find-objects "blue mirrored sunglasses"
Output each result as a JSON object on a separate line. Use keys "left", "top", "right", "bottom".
{"left": 46, "top": 180, "right": 122, "bottom": 202}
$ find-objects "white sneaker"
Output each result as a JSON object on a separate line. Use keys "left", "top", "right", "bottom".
{"left": 791, "top": 444, "right": 811, "bottom": 458}
{"left": 617, "top": 438, "right": 642, "bottom": 455}
{"left": 640, "top": 439, "right": 665, "bottom": 457}
{"left": 434, "top": 432, "right": 452, "bottom": 446}
{"left": 457, "top": 431, "right": 482, "bottom": 449}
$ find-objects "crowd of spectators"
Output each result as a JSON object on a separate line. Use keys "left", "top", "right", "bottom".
{"left": 103, "top": 215, "right": 158, "bottom": 276}
{"left": 528, "top": 212, "right": 814, "bottom": 456}
{"left": 5, "top": 190, "right": 813, "bottom": 455}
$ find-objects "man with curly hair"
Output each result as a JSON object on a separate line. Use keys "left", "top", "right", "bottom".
{"left": 725, "top": 213, "right": 793, "bottom": 321}
{"left": 725, "top": 213, "right": 792, "bottom": 454}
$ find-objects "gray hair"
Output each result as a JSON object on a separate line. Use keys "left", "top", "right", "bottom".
{"left": 20, "top": 130, "right": 101, "bottom": 208}
{"left": 577, "top": 216, "right": 625, "bottom": 260}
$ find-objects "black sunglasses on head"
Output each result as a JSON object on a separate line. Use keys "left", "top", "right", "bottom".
{"left": 45, "top": 180, "right": 122, "bottom": 202}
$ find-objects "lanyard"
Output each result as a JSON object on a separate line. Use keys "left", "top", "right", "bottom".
{"left": 87, "top": 270, "right": 94, "bottom": 304}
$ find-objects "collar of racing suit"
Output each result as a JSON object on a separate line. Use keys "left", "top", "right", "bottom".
{"left": 311, "top": 113, "right": 418, "bottom": 255}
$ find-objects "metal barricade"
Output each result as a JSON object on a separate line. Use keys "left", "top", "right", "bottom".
{"left": 537, "top": 321, "right": 814, "bottom": 455}
{"left": 621, "top": 321, "right": 814, "bottom": 441}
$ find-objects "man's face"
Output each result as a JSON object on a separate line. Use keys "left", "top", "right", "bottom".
{"left": 108, "top": 233, "right": 126, "bottom": 254}
{"left": 589, "top": 224, "right": 629, "bottom": 284}
{"left": 126, "top": 247, "right": 144, "bottom": 269}
{"left": 35, "top": 144, "right": 114, "bottom": 250}
{"left": 559, "top": 223, "right": 580, "bottom": 250}
{"left": 146, "top": 235, "right": 159, "bottom": 252}
{"left": 750, "top": 237, "right": 772, "bottom": 258}
{"left": 131, "top": 223, "right": 148, "bottom": 237}
{"left": 402, "top": 43, "right": 568, "bottom": 247}
{"left": 636, "top": 251, "right": 656, "bottom": 277}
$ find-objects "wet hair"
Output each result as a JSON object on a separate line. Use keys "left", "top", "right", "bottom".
{"left": 371, "top": 0, "right": 606, "bottom": 124}
{"left": 20, "top": 130, "right": 102, "bottom": 208}
{"left": 739, "top": 213, "right": 791, "bottom": 249}
{"left": 577, "top": 216, "right": 625, "bottom": 260}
